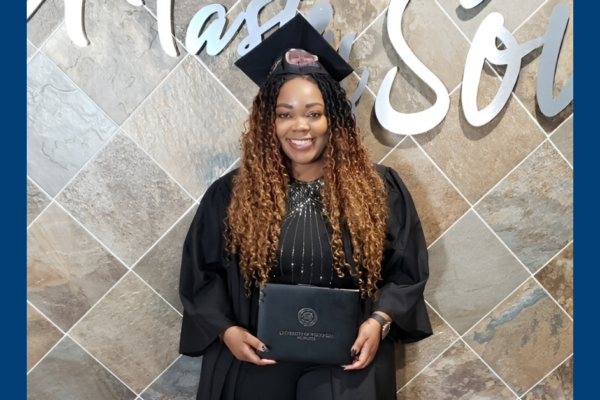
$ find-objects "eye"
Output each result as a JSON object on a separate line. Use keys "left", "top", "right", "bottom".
{"left": 277, "top": 113, "right": 291, "bottom": 118}
{"left": 308, "top": 112, "right": 322, "bottom": 118}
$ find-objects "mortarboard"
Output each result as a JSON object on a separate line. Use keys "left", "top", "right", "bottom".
{"left": 234, "top": 14, "right": 354, "bottom": 88}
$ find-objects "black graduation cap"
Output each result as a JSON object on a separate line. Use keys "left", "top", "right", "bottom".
{"left": 234, "top": 14, "right": 354, "bottom": 88}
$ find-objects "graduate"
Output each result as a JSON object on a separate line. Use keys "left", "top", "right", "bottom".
{"left": 178, "top": 14, "right": 433, "bottom": 400}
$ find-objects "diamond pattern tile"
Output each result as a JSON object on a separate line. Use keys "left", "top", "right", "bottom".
{"left": 535, "top": 242, "right": 573, "bottom": 318}
{"left": 27, "top": 303, "right": 63, "bottom": 371}
{"left": 140, "top": 356, "right": 203, "bottom": 400}
{"left": 57, "top": 132, "right": 194, "bottom": 266}
{"left": 70, "top": 273, "right": 182, "bottom": 393}
{"left": 134, "top": 205, "right": 198, "bottom": 313}
{"left": 122, "top": 57, "right": 245, "bottom": 198}
{"left": 27, "top": 177, "right": 51, "bottom": 226}
{"left": 27, "top": 53, "right": 117, "bottom": 197}
{"left": 425, "top": 210, "right": 529, "bottom": 334}
{"left": 382, "top": 138, "right": 470, "bottom": 246}
{"left": 550, "top": 117, "right": 574, "bottom": 166}
{"left": 395, "top": 304, "right": 458, "bottom": 390}
{"left": 464, "top": 279, "right": 573, "bottom": 395}
{"left": 27, "top": 0, "right": 64, "bottom": 47}
{"left": 414, "top": 65, "right": 546, "bottom": 203}
{"left": 27, "top": 203, "right": 127, "bottom": 331}
{"left": 475, "top": 141, "right": 573, "bottom": 273}
{"left": 42, "top": 0, "right": 183, "bottom": 124}
{"left": 397, "top": 341, "right": 514, "bottom": 399}
{"left": 27, "top": 336, "right": 136, "bottom": 400}
{"left": 523, "top": 356, "right": 573, "bottom": 400}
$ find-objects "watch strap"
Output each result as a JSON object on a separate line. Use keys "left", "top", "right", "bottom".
{"left": 369, "top": 313, "right": 391, "bottom": 340}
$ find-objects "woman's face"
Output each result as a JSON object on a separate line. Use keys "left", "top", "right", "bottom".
{"left": 275, "top": 77, "right": 329, "bottom": 168}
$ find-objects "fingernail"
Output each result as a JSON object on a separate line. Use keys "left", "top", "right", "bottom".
{"left": 261, "top": 345, "right": 269, "bottom": 352}
{"left": 350, "top": 349, "right": 356, "bottom": 357}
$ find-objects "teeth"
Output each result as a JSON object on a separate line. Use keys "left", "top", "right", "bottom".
{"left": 290, "top": 139, "right": 313, "bottom": 145}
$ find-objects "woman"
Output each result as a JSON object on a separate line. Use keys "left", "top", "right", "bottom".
{"left": 179, "top": 14, "right": 432, "bottom": 400}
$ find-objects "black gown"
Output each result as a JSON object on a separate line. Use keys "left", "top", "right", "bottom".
{"left": 178, "top": 164, "right": 433, "bottom": 400}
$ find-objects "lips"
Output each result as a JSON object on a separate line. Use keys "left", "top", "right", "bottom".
{"left": 287, "top": 138, "right": 315, "bottom": 151}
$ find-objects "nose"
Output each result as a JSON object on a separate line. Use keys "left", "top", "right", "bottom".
{"left": 292, "top": 116, "right": 309, "bottom": 131}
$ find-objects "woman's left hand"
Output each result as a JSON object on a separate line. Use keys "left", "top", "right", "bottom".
{"left": 343, "top": 318, "right": 382, "bottom": 370}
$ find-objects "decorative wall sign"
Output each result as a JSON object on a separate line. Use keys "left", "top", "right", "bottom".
{"left": 26, "top": 0, "right": 573, "bottom": 134}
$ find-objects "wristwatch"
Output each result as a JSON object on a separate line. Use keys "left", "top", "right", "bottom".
{"left": 369, "top": 313, "right": 391, "bottom": 340}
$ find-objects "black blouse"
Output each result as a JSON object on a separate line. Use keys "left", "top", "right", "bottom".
{"left": 272, "top": 176, "right": 354, "bottom": 289}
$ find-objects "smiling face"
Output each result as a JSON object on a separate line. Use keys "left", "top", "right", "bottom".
{"left": 275, "top": 77, "right": 330, "bottom": 178}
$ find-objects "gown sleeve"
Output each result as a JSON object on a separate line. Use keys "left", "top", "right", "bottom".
{"left": 178, "top": 177, "right": 237, "bottom": 357}
{"left": 372, "top": 166, "right": 433, "bottom": 344}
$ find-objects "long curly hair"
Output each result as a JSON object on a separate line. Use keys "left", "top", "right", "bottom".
{"left": 225, "top": 72, "right": 388, "bottom": 298}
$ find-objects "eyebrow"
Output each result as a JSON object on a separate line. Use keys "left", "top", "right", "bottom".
{"left": 276, "top": 102, "right": 324, "bottom": 108}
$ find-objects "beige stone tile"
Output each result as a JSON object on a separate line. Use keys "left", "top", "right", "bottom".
{"left": 27, "top": 303, "right": 63, "bottom": 371}
{"left": 27, "top": 203, "right": 128, "bottom": 331}
{"left": 70, "top": 273, "right": 181, "bottom": 393}
{"left": 298, "top": 0, "right": 388, "bottom": 49}
{"left": 350, "top": 0, "right": 471, "bottom": 103}
{"left": 27, "top": 337, "right": 136, "bottom": 400}
{"left": 523, "top": 356, "right": 573, "bottom": 400}
{"left": 414, "top": 67, "right": 546, "bottom": 203}
{"left": 27, "top": 177, "right": 51, "bottom": 226}
{"left": 425, "top": 211, "right": 529, "bottom": 334}
{"left": 535, "top": 242, "right": 573, "bottom": 318}
{"left": 436, "top": 0, "right": 547, "bottom": 41}
{"left": 134, "top": 205, "right": 198, "bottom": 313}
{"left": 57, "top": 132, "right": 194, "bottom": 266}
{"left": 382, "top": 139, "right": 470, "bottom": 246}
{"left": 42, "top": 0, "right": 183, "bottom": 124}
{"left": 475, "top": 141, "right": 573, "bottom": 272}
{"left": 26, "top": 0, "right": 64, "bottom": 47}
{"left": 122, "top": 57, "right": 245, "bottom": 198}
{"left": 495, "top": 0, "right": 573, "bottom": 133}
{"left": 397, "top": 341, "right": 514, "bottom": 399}
{"left": 464, "top": 279, "right": 573, "bottom": 395}
{"left": 395, "top": 304, "right": 458, "bottom": 390}
{"left": 550, "top": 117, "right": 573, "bottom": 166}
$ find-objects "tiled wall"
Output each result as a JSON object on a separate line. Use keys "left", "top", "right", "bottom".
{"left": 26, "top": 0, "right": 573, "bottom": 399}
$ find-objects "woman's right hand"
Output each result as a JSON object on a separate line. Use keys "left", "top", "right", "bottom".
{"left": 222, "top": 326, "right": 277, "bottom": 366}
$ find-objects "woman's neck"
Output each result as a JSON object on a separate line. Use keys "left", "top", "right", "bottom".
{"left": 288, "top": 159, "right": 325, "bottom": 182}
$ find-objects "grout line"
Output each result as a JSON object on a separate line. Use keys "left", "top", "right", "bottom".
{"left": 26, "top": 301, "right": 67, "bottom": 375}
{"left": 226, "top": 0, "right": 244, "bottom": 15}
{"left": 26, "top": 334, "right": 68, "bottom": 376}
{"left": 33, "top": 18, "right": 65, "bottom": 59}
{"left": 512, "top": 0, "right": 551, "bottom": 35}
{"left": 409, "top": 136, "right": 472, "bottom": 206}
{"left": 378, "top": 136, "right": 409, "bottom": 164}
{"left": 138, "top": 354, "right": 183, "bottom": 396}
{"left": 129, "top": 202, "right": 199, "bottom": 270}
{"left": 425, "top": 300, "right": 521, "bottom": 398}
{"left": 130, "top": 270, "right": 183, "bottom": 317}
{"left": 548, "top": 112, "right": 573, "bottom": 136}
{"left": 470, "top": 209, "right": 574, "bottom": 323}
{"left": 531, "top": 275, "right": 574, "bottom": 322}
{"left": 396, "top": 337, "right": 461, "bottom": 393}
{"left": 425, "top": 206, "right": 472, "bottom": 250}
{"left": 432, "top": 0, "right": 472, "bottom": 45}
{"left": 193, "top": 55, "right": 250, "bottom": 114}
{"left": 471, "top": 138, "right": 549, "bottom": 209}
{"left": 546, "top": 137, "right": 574, "bottom": 169}
{"left": 353, "top": 6, "right": 389, "bottom": 43}
{"left": 120, "top": 129, "right": 197, "bottom": 201}
{"left": 532, "top": 239, "right": 573, "bottom": 277}
{"left": 69, "top": 335, "right": 140, "bottom": 396}
{"left": 518, "top": 353, "right": 573, "bottom": 398}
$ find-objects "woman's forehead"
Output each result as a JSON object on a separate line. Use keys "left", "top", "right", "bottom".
{"left": 277, "top": 78, "right": 324, "bottom": 104}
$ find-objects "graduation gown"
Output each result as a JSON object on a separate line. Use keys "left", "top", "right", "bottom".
{"left": 178, "top": 164, "right": 433, "bottom": 400}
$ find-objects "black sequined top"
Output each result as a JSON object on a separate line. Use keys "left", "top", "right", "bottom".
{"left": 271, "top": 176, "right": 355, "bottom": 289}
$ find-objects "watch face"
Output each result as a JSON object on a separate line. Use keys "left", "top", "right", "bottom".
{"left": 382, "top": 323, "right": 391, "bottom": 339}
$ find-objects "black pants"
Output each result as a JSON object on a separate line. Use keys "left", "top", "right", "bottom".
{"left": 231, "top": 337, "right": 396, "bottom": 400}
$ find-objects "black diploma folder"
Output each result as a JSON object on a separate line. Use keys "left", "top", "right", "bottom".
{"left": 256, "top": 283, "right": 359, "bottom": 365}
